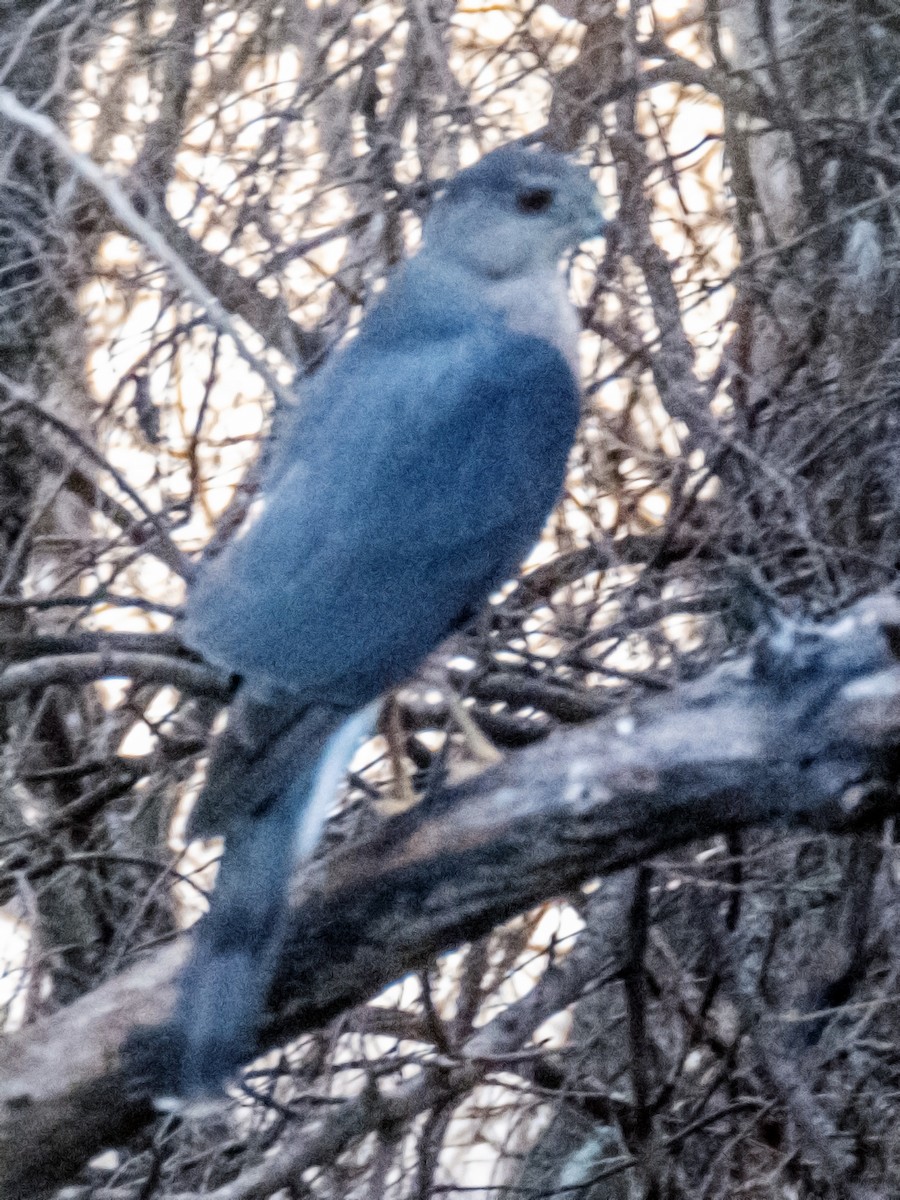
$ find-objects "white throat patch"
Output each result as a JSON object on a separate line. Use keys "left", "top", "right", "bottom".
{"left": 482, "top": 270, "right": 581, "bottom": 374}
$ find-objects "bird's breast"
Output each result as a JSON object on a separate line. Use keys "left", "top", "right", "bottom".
{"left": 481, "top": 272, "right": 581, "bottom": 374}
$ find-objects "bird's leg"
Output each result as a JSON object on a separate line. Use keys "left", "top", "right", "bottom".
{"left": 378, "top": 692, "right": 418, "bottom": 814}
{"left": 443, "top": 689, "right": 503, "bottom": 767}
{"left": 419, "top": 642, "right": 503, "bottom": 772}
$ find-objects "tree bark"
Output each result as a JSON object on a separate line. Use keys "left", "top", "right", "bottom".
{"left": 1, "top": 593, "right": 899, "bottom": 1197}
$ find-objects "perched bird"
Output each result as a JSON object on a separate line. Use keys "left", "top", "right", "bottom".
{"left": 133, "top": 143, "right": 604, "bottom": 1103}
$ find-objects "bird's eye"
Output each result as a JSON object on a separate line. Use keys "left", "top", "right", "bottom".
{"left": 516, "top": 188, "right": 553, "bottom": 215}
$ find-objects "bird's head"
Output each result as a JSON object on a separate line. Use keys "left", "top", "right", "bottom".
{"left": 421, "top": 144, "right": 605, "bottom": 280}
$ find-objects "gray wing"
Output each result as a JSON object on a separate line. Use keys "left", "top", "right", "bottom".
{"left": 184, "top": 320, "right": 579, "bottom": 708}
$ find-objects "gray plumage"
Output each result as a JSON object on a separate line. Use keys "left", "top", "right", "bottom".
{"left": 127, "top": 144, "right": 604, "bottom": 1102}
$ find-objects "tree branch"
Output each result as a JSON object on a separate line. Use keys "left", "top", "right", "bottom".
{"left": 2, "top": 594, "right": 900, "bottom": 1196}
{"left": 0, "top": 651, "right": 230, "bottom": 703}
{"left": 133, "top": 0, "right": 205, "bottom": 194}
{"left": 148, "top": 204, "right": 325, "bottom": 367}
{"left": 0, "top": 87, "right": 297, "bottom": 414}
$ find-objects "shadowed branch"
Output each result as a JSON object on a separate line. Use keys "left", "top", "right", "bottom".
{"left": 2, "top": 594, "right": 900, "bottom": 1196}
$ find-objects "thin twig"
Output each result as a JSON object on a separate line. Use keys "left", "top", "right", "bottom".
{"left": 0, "top": 87, "right": 297, "bottom": 416}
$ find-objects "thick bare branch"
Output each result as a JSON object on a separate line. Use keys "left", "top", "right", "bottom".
{"left": 1, "top": 594, "right": 898, "bottom": 1197}
{"left": 133, "top": 0, "right": 205, "bottom": 193}
{"left": 0, "top": 650, "right": 230, "bottom": 703}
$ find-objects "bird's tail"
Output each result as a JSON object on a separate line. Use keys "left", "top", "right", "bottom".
{"left": 166, "top": 770, "right": 312, "bottom": 1101}
{"left": 124, "top": 698, "right": 353, "bottom": 1104}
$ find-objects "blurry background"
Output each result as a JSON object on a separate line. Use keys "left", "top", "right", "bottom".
{"left": 3, "top": 1, "right": 900, "bottom": 1196}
